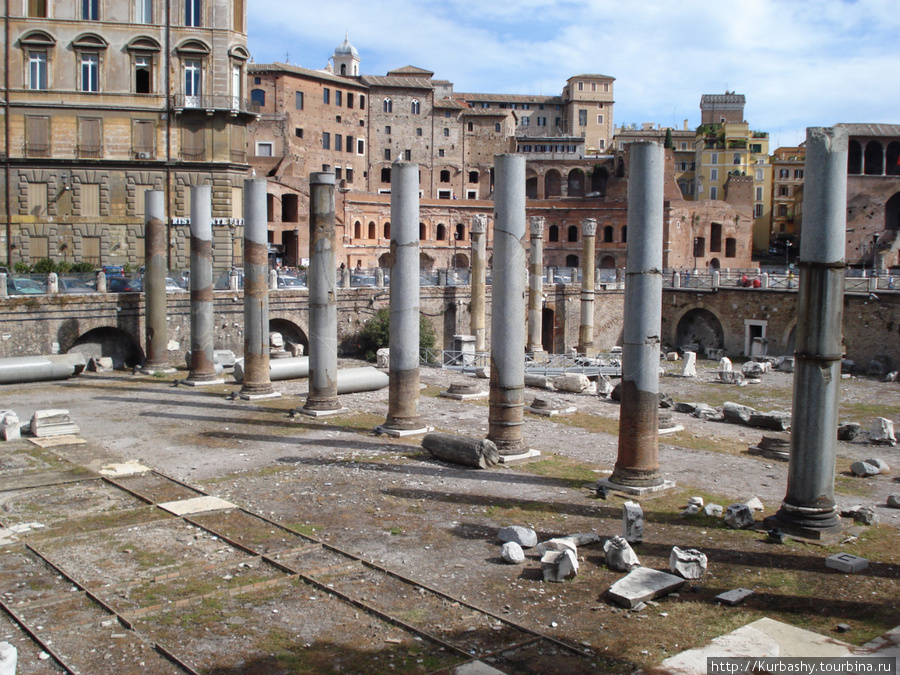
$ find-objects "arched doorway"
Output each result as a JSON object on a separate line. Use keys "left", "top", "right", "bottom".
{"left": 68, "top": 327, "right": 144, "bottom": 369}
{"left": 566, "top": 254, "right": 579, "bottom": 267}
{"left": 452, "top": 253, "right": 469, "bottom": 268}
{"left": 378, "top": 252, "right": 393, "bottom": 269}
{"left": 419, "top": 252, "right": 435, "bottom": 269}
{"left": 591, "top": 166, "right": 609, "bottom": 196}
{"left": 709, "top": 258, "right": 721, "bottom": 269}
{"left": 269, "top": 319, "right": 308, "bottom": 353}
{"left": 567, "top": 169, "right": 585, "bottom": 197}
{"left": 545, "top": 170, "right": 562, "bottom": 197}
{"left": 886, "top": 192, "right": 900, "bottom": 231}
{"left": 526, "top": 173, "right": 538, "bottom": 199}
{"left": 864, "top": 141, "right": 883, "bottom": 175}
{"left": 675, "top": 308, "right": 725, "bottom": 352}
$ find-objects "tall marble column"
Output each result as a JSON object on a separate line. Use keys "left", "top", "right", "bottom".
{"left": 578, "top": 218, "right": 597, "bottom": 355}
{"left": 527, "top": 216, "right": 544, "bottom": 354}
{"left": 470, "top": 214, "right": 488, "bottom": 353}
{"left": 142, "top": 190, "right": 171, "bottom": 373}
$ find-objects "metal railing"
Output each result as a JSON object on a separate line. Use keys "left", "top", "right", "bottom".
{"left": 76, "top": 144, "right": 103, "bottom": 159}
{"left": 525, "top": 352, "right": 622, "bottom": 377}
{"left": 171, "top": 94, "right": 260, "bottom": 115}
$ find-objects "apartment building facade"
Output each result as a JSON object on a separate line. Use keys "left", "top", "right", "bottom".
{"left": 1, "top": 0, "right": 256, "bottom": 270}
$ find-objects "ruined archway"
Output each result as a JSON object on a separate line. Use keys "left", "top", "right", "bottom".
{"left": 567, "top": 169, "right": 585, "bottom": 197}
{"left": 675, "top": 308, "right": 725, "bottom": 352}
{"left": 885, "top": 192, "right": 900, "bottom": 231}
{"left": 545, "top": 170, "right": 562, "bottom": 197}
{"left": 269, "top": 318, "right": 308, "bottom": 353}
{"left": 599, "top": 255, "right": 616, "bottom": 269}
{"left": 378, "top": 252, "right": 393, "bottom": 269}
{"left": 420, "top": 252, "right": 435, "bottom": 269}
{"left": 541, "top": 307, "right": 555, "bottom": 353}
{"left": 864, "top": 141, "right": 883, "bottom": 175}
{"left": 68, "top": 327, "right": 144, "bottom": 369}
{"left": 526, "top": 173, "right": 538, "bottom": 199}
{"left": 590, "top": 166, "right": 609, "bottom": 196}
{"left": 452, "top": 253, "right": 469, "bottom": 268}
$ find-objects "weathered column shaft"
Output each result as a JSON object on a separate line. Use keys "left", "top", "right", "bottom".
{"left": 384, "top": 162, "right": 423, "bottom": 430}
{"left": 578, "top": 218, "right": 597, "bottom": 354}
{"left": 611, "top": 143, "right": 665, "bottom": 487}
{"left": 187, "top": 185, "right": 216, "bottom": 382}
{"left": 771, "top": 127, "right": 847, "bottom": 536}
{"left": 240, "top": 178, "right": 274, "bottom": 396}
{"left": 488, "top": 154, "right": 527, "bottom": 455}
{"left": 304, "top": 172, "right": 340, "bottom": 411}
{"left": 143, "top": 190, "right": 169, "bottom": 370}
{"left": 470, "top": 214, "right": 488, "bottom": 353}
{"left": 527, "top": 216, "right": 544, "bottom": 353}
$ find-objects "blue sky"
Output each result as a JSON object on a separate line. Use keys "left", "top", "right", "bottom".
{"left": 248, "top": 0, "right": 899, "bottom": 148}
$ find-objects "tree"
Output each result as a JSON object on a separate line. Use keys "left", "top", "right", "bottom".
{"left": 664, "top": 128, "right": 673, "bottom": 149}
{"left": 356, "top": 307, "right": 436, "bottom": 362}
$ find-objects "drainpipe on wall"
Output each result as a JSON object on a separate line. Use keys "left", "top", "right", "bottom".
{"left": 164, "top": 0, "right": 172, "bottom": 270}
{"left": 5, "top": 0, "right": 12, "bottom": 267}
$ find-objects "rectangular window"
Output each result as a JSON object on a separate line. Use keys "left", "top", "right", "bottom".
{"left": 135, "top": 55, "right": 152, "bottom": 93}
{"left": 323, "top": 88, "right": 330, "bottom": 104}
{"left": 80, "top": 53, "right": 99, "bottom": 92}
{"left": 28, "top": 51, "right": 48, "bottom": 90}
{"left": 577, "top": 81, "right": 584, "bottom": 91}
{"left": 779, "top": 186, "right": 789, "bottom": 197}
{"left": 78, "top": 117, "right": 102, "bottom": 158}
{"left": 256, "top": 141, "right": 273, "bottom": 156}
{"left": 81, "top": 184, "right": 100, "bottom": 217}
{"left": 438, "top": 149, "right": 445, "bottom": 157}
{"left": 416, "top": 128, "right": 422, "bottom": 136}
{"left": 83, "top": 0, "right": 99, "bottom": 19}
{"left": 345, "top": 136, "right": 353, "bottom": 152}
{"left": 28, "top": 0, "right": 48, "bottom": 16}
{"left": 710, "top": 186, "right": 718, "bottom": 200}
{"left": 335, "top": 90, "right": 342, "bottom": 106}
{"left": 443, "top": 127, "right": 450, "bottom": 137}
{"left": 229, "top": 124, "right": 245, "bottom": 162}
{"left": 521, "top": 116, "right": 529, "bottom": 127}
{"left": 481, "top": 102, "right": 489, "bottom": 108}
{"left": 710, "top": 153, "right": 719, "bottom": 164}
{"left": 30, "top": 235, "right": 49, "bottom": 259}
{"left": 232, "top": 0, "right": 243, "bottom": 31}
{"left": 385, "top": 125, "right": 391, "bottom": 134}
{"left": 404, "top": 149, "right": 411, "bottom": 161}
{"left": 181, "top": 122, "right": 205, "bottom": 161}
{"left": 383, "top": 148, "right": 390, "bottom": 161}
{"left": 710, "top": 169, "right": 718, "bottom": 181}
{"left": 597, "top": 114, "right": 604, "bottom": 124}
{"left": 755, "top": 169, "right": 764, "bottom": 181}
{"left": 794, "top": 169, "right": 804, "bottom": 179}
{"left": 537, "top": 117, "right": 546, "bottom": 127}
{"left": 591, "top": 82, "right": 597, "bottom": 91}
{"left": 295, "top": 91, "right": 303, "bottom": 109}
{"left": 334, "top": 167, "right": 342, "bottom": 180}
{"left": 184, "top": 59, "right": 201, "bottom": 100}
{"left": 185, "top": 0, "right": 201, "bottom": 26}
{"left": 133, "top": 119, "right": 155, "bottom": 158}
{"left": 359, "top": 95, "right": 365, "bottom": 109}
{"left": 357, "top": 139, "right": 364, "bottom": 155}
{"left": 335, "top": 134, "right": 342, "bottom": 151}
{"left": 136, "top": 0, "right": 153, "bottom": 22}
{"left": 346, "top": 168, "right": 353, "bottom": 183}
{"left": 754, "top": 203, "right": 763, "bottom": 218}
{"left": 295, "top": 128, "right": 303, "bottom": 138}
{"left": 756, "top": 187, "right": 763, "bottom": 201}
{"left": 347, "top": 93, "right": 354, "bottom": 108}
{"left": 322, "top": 132, "right": 330, "bottom": 150}
{"left": 578, "top": 109, "right": 587, "bottom": 126}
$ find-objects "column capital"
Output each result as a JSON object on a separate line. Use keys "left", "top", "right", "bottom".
{"left": 582, "top": 218, "right": 597, "bottom": 237}
{"left": 529, "top": 216, "right": 545, "bottom": 237}
{"left": 471, "top": 214, "right": 488, "bottom": 235}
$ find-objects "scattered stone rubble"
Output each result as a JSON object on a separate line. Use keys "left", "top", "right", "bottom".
{"left": 724, "top": 503, "right": 755, "bottom": 529}
{"left": 603, "top": 536, "right": 641, "bottom": 572}
{"left": 498, "top": 526, "right": 537, "bottom": 549}
{"left": 607, "top": 567, "right": 686, "bottom": 609}
{"left": 29, "top": 409, "right": 79, "bottom": 437}
{"left": 669, "top": 546, "right": 708, "bottom": 580}
{"left": 850, "top": 457, "right": 891, "bottom": 477}
{"left": 0, "top": 411, "right": 20, "bottom": 441}
{"left": 867, "top": 418, "right": 897, "bottom": 446}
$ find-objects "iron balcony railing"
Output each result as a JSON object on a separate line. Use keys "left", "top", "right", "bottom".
{"left": 171, "top": 94, "right": 260, "bottom": 115}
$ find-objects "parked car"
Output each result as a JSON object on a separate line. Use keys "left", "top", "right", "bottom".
{"left": 277, "top": 275, "right": 307, "bottom": 289}
{"left": 102, "top": 265, "right": 125, "bottom": 277}
{"left": 165, "top": 278, "right": 183, "bottom": 293}
{"left": 214, "top": 269, "right": 244, "bottom": 290}
{"left": 350, "top": 274, "right": 377, "bottom": 287}
{"left": 7, "top": 277, "right": 44, "bottom": 295}
{"left": 107, "top": 276, "right": 143, "bottom": 293}
{"left": 58, "top": 277, "right": 95, "bottom": 294}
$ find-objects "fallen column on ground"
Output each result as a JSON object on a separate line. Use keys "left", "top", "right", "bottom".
{"left": 421, "top": 432, "right": 499, "bottom": 469}
{"left": 0, "top": 354, "right": 86, "bottom": 384}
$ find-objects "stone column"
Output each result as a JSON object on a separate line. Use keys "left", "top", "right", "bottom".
{"left": 766, "top": 127, "right": 847, "bottom": 538}
{"left": 239, "top": 178, "right": 276, "bottom": 398}
{"left": 607, "top": 142, "right": 671, "bottom": 492}
{"left": 184, "top": 185, "right": 220, "bottom": 385}
{"left": 470, "top": 214, "right": 488, "bottom": 353}
{"left": 301, "top": 172, "right": 342, "bottom": 415}
{"left": 488, "top": 154, "right": 527, "bottom": 456}
{"left": 379, "top": 162, "right": 427, "bottom": 435}
{"left": 527, "top": 216, "right": 544, "bottom": 354}
{"left": 143, "top": 190, "right": 171, "bottom": 372}
{"left": 578, "top": 218, "right": 597, "bottom": 355}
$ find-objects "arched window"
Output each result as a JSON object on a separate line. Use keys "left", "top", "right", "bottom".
{"left": 250, "top": 88, "right": 265, "bottom": 106}
{"left": 548, "top": 225, "right": 559, "bottom": 242}
{"left": 566, "top": 254, "right": 579, "bottom": 267}
{"left": 620, "top": 226, "right": 627, "bottom": 243}
{"left": 383, "top": 222, "right": 391, "bottom": 239}
{"left": 567, "top": 225, "right": 578, "bottom": 242}
{"left": 353, "top": 221, "right": 361, "bottom": 239}
{"left": 848, "top": 140, "right": 862, "bottom": 174}
{"left": 419, "top": 223, "right": 427, "bottom": 241}
{"left": 603, "top": 226, "right": 613, "bottom": 243}
{"left": 367, "top": 221, "right": 376, "bottom": 239}
{"left": 340, "top": 64, "right": 346, "bottom": 75}
{"left": 20, "top": 31, "right": 56, "bottom": 91}
{"left": 382, "top": 98, "right": 392, "bottom": 113}
{"left": 411, "top": 99, "right": 420, "bottom": 115}
{"left": 864, "top": 141, "right": 884, "bottom": 175}
{"left": 436, "top": 224, "right": 446, "bottom": 241}
{"left": 886, "top": 142, "right": 900, "bottom": 176}
{"left": 455, "top": 223, "right": 465, "bottom": 241}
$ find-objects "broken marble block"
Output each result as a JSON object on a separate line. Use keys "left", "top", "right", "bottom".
{"left": 744, "top": 497, "right": 764, "bottom": 512}
{"left": 536, "top": 537, "right": 577, "bottom": 557}
{"left": 724, "top": 504, "right": 755, "bottom": 529}
{"left": 607, "top": 567, "right": 686, "bottom": 609}
{"left": 681, "top": 504, "right": 700, "bottom": 516}
{"left": 718, "top": 357, "right": 733, "bottom": 372}
{"left": 552, "top": 373, "right": 591, "bottom": 393}
{"left": 0, "top": 411, "right": 20, "bottom": 441}
{"left": 0, "top": 641, "right": 17, "bottom": 675}
{"left": 500, "top": 541, "right": 525, "bottom": 564}
{"left": 868, "top": 418, "right": 897, "bottom": 446}
{"left": 30, "top": 409, "right": 79, "bottom": 437}
{"left": 723, "top": 402, "right": 754, "bottom": 424}
{"left": 718, "top": 370, "right": 745, "bottom": 385}
{"left": 498, "top": 526, "right": 538, "bottom": 549}
{"left": 596, "top": 374, "right": 614, "bottom": 397}
{"left": 703, "top": 504, "right": 724, "bottom": 517}
{"left": 850, "top": 460, "right": 880, "bottom": 477}
{"left": 741, "top": 361, "right": 766, "bottom": 377}
{"left": 669, "top": 546, "right": 708, "bottom": 580}
{"left": 886, "top": 495, "right": 900, "bottom": 509}
{"left": 623, "top": 501, "right": 644, "bottom": 543}
{"left": 603, "top": 535, "right": 641, "bottom": 572}
{"left": 376, "top": 348, "right": 390, "bottom": 369}
{"left": 541, "top": 549, "right": 578, "bottom": 582}
{"left": 825, "top": 553, "right": 868, "bottom": 573}
{"left": 680, "top": 351, "right": 697, "bottom": 377}
{"left": 716, "top": 588, "right": 754, "bottom": 606}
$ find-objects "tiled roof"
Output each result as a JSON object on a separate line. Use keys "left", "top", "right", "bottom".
{"left": 360, "top": 75, "right": 434, "bottom": 90}
{"left": 456, "top": 92, "right": 562, "bottom": 105}
{"left": 249, "top": 62, "right": 367, "bottom": 88}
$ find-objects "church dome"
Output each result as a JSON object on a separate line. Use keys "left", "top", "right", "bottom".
{"left": 334, "top": 33, "right": 358, "bottom": 58}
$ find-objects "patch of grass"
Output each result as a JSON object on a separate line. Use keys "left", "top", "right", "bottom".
{"left": 291, "top": 523, "right": 322, "bottom": 537}
{"left": 838, "top": 401, "right": 900, "bottom": 423}
{"left": 518, "top": 454, "right": 605, "bottom": 489}
{"left": 387, "top": 526, "right": 403, "bottom": 536}
{"left": 553, "top": 411, "right": 619, "bottom": 436}
{"left": 664, "top": 430, "right": 749, "bottom": 456}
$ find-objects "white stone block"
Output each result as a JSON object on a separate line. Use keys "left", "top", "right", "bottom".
{"left": 719, "top": 357, "right": 733, "bottom": 372}
{"left": 500, "top": 541, "right": 525, "bottom": 564}
{"left": 541, "top": 549, "right": 578, "bottom": 582}
{"left": 0, "top": 641, "right": 17, "bottom": 675}
{"left": 724, "top": 503, "right": 755, "bottom": 529}
{"left": 868, "top": 417, "right": 897, "bottom": 445}
{"left": 716, "top": 588, "right": 754, "bottom": 606}
{"left": 825, "top": 553, "right": 868, "bottom": 573}
{"left": 607, "top": 567, "right": 685, "bottom": 608}
{"left": 681, "top": 351, "right": 697, "bottom": 377}
{"left": 552, "top": 373, "right": 591, "bottom": 393}
{"left": 498, "top": 525, "right": 537, "bottom": 548}
{"left": 623, "top": 501, "right": 644, "bottom": 543}
{"left": 669, "top": 546, "right": 708, "bottom": 580}
{"left": 603, "top": 535, "right": 641, "bottom": 572}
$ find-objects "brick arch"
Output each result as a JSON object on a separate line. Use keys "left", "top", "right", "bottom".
{"left": 671, "top": 304, "right": 727, "bottom": 353}
{"left": 781, "top": 319, "right": 798, "bottom": 357}
{"left": 65, "top": 322, "right": 145, "bottom": 369}
{"left": 269, "top": 316, "right": 308, "bottom": 352}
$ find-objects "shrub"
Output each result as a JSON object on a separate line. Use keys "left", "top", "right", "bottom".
{"left": 32, "top": 258, "right": 55, "bottom": 274}
{"left": 356, "top": 307, "right": 436, "bottom": 362}
{"left": 55, "top": 261, "right": 72, "bottom": 274}
{"left": 71, "top": 262, "right": 95, "bottom": 273}
{"left": 13, "top": 261, "right": 32, "bottom": 274}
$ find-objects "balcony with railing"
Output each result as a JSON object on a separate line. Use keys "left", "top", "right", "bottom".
{"left": 76, "top": 144, "right": 103, "bottom": 159}
{"left": 170, "top": 94, "right": 260, "bottom": 116}
{"left": 179, "top": 147, "right": 207, "bottom": 162}
{"left": 24, "top": 143, "right": 51, "bottom": 158}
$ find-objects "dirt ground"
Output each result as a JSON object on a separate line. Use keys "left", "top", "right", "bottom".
{"left": 0, "top": 357, "right": 898, "bottom": 674}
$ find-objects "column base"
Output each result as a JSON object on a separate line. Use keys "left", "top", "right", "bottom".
{"left": 375, "top": 425, "right": 432, "bottom": 437}
{"left": 239, "top": 391, "right": 281, "bottom": 400}
{"left": 295, "top": 406, "right": 348, "bottom": 418}
{"left": 180, "top": 378, "right": 226, "bottom": 387}
{"left": 597, "top": 477, "right": 676, "bottom": 496}
{"left": 498, "top": 449, "right": 541, "bottom": 463}
{"left": 764, "top": 505, "right": 843, "bottom": 541}
{"left": 140, "top": 366, "right": 176, "bottom": 375}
